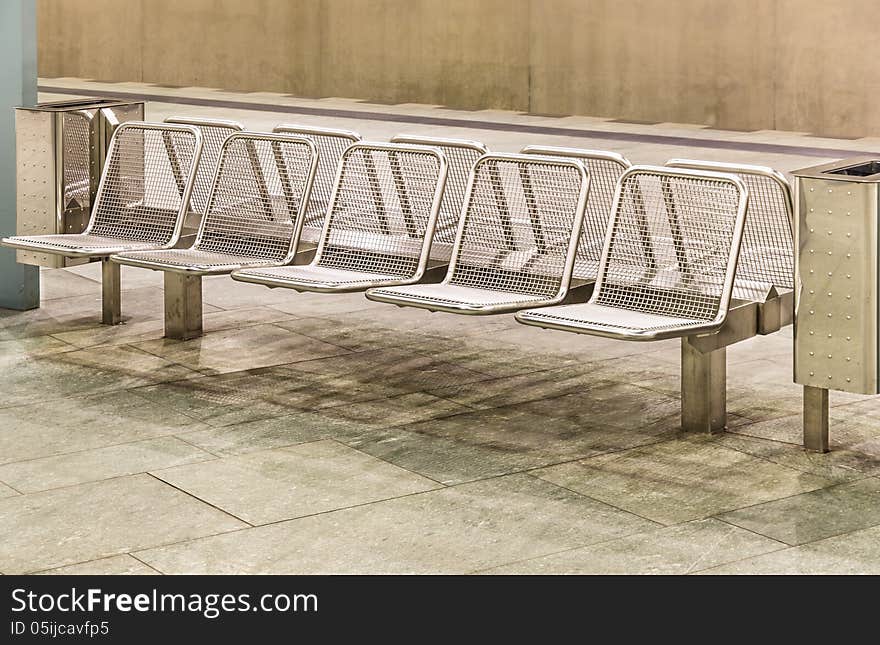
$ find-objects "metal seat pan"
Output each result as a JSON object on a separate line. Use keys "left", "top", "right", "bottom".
{"left": 2, "top": 233, "right": 166, "bottom": 258}
{"left": 113, "top": 249, "right": 283, "bottom": 275}
{"left": 515, "top": 302, "right": 724, "bottom": 341}
{"left": 232, "top": 264, "right": 411, "bottom": 292}
{"left": 367, "top": 283, "right": 552, "bottom": 314}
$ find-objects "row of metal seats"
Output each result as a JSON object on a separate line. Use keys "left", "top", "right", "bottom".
{"left": 1, "top": 118, "right": 794, "bottom": 435}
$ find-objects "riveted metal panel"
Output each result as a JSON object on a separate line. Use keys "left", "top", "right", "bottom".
{"left": 794, "top": 175, "right": 879, "bottom": 394}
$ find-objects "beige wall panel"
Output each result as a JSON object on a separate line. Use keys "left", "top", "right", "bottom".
{"left": 142, "top": 0, "right": 320, "bottom": 95}
{"left": 775, "top": 0, "right": 880, "bottom": 138}
{"left": 317, "top": 0, "right": 529, "bottom": 109}
{"left": 529, "top": 0, "right": 776, "bottom": 130}
{"left": 38, "top": 0, "right": 143, "bottom": 82}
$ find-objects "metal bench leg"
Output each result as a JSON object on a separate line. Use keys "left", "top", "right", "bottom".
{"left": 681, "top": 337, "right": 727, "bottom": 433}
{"left": 803, "top": 385, "right": 830, "bottom": 453}
{"left": 164, "top": 273, "right": 202, "bottom": 340}
{"left": 101, "top": 258, "right": 122, "bottom": 325}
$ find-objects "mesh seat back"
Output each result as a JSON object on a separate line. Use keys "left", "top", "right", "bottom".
{"left": 592, "top": 166, "right": 749, "bottom": 322}
{"left": 193, "top": 133, "right": 318, "bottom": 263}
{"left": 391, "top": 136, "right": 487, "bottom": 245}
{"left": 314, "top": 142, "right": 448, "bottom": 277}
{"left": 445, "top": 154, "right": 590, "bottom": 297}
{"left": 165, "top": 117, "right": 244, "bottom": 216}
{"left": 666, "top": 159, "right": 793, "bottom": 299}
{"left": 522, "top": 146, "right": 631, "bottom": 280}
{"left": 273, "top": 125, "right": 361, "bottom": 231}
{"left": 86, "top": 122, "right": 202, "bottom": 245}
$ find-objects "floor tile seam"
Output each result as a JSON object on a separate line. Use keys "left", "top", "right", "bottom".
{"left": 324, "top": 438, "right": 450, "bottom": 489}
{"left": 145, "top": 472, "right": 255, "bottom": 528}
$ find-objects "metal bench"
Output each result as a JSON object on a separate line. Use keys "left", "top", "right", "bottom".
{"left": 164, "top": 117, "right": 243, "bottom": 239}
{"left": 1, "top": 122, "right": 203, "bottom": 325}
{"left": 111, "top": 132, "right": 319, "bottom": 339}
{"left": 230, "top": 142, "right": 447, "bottom": 292}
{"left": 390, "top": 135, "right": 488, "bottom": 264}
{"left": 516, "top": 165, "right": 755, "bottom": 433}
{"left": 365, "top": 153, "right": 590, "bottom": 314}
{"left": 272, "top": 124, "right": 361, "bottom": 249}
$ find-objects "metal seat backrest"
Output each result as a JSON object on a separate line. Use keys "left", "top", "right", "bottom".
{"left": 390, "top": 136, "right": 487, "bottom": 248}
{"left": 591, "top": 166, "right": 749, "bottom": 324}
{"left": 273, "top": 125, "right": 361, "bottom": 230}
{"left": 164, "top": 117, "right": 243, "bottom": 216}
{"left": 314, "top": 142, "right": 448, "bottom": 277}
{"left": 444, "top": 153, "right": 589, "bottom": 297}
{"left": 193, "top": 132, "right": 318, "bottom": 262}
{"left": 666, "top": 159, "right": 794, "bottom": 300}
{"left": 85, "top": 122, "right": 202, "bottom": 245}
{"left": 522, "top": 146, "right": 631, "bottom": 281}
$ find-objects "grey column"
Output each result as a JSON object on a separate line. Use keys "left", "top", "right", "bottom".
{"left": 681, "top": 337, "right": 727, "bottom": 433}
{"left": 0, "top": 0, "right": 39, "bottom": 310}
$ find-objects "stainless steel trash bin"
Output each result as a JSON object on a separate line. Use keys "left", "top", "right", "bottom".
{"left": 15, "top": 98, "right": 144, "bottom": 267}
{"left": 792, "top": 157, "right": 880, "bottom": 451}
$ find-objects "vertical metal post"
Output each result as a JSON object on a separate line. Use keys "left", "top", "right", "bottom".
{"left": 0, "top": 0, "right": 40, "bottom": 309}
{"left": 681, "top": 337, "right": 727, "bottom": 433}
{"left": 803, "top": 385, "right": 830, "bottom": 453}
{"left": 101, "top": 258, "right": 121, "bottom": 325}
{"left": 164, "top": 272, "right": 203, "bottom": 340}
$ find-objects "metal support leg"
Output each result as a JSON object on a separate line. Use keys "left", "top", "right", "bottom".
{"left": 681, "top": 337, "right": 727, "bottom": 433}
{"left": 164, "top": 272, "right": 202, "bottom": 340}
{"left": 101, "top": 258, "right": 121, "bottom": 325}
{"left": 803, "top": 385, "right": 830, "bottom": 453}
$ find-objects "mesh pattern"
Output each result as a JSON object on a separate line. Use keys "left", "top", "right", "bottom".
{"left": 62, "top": 111, "right": 92, "bottom": 210}
{"left": 733, "top": 173, "right": 793, "bottom": 294}
{"left": 521, "top": 303, "right": 715, "bottom": 334}
{"left": 274, "top": 127, "right": 360, "bottom": 241}
{"left": 121, "top": 134, "right": 317, "bottom": 270}
{"left": 5, "top": 233, "right": 161, "bottom": 254}
{"left": 166, "top": 119, "right": 243, "bottom": 215}
{"left": 594, "top": 170, "right": 744, "bottom": 322}
{"left": 576, "top": 157, "right": 630, "bottom": 279}
{"left": 315, "top": 144, "right": 444, "bottom": 277}
{"left": 448, "top": 157, "right": 586, "bottom": 297}
{"left": 87, "top": 124, "right": 198, "bottom": 244}
{"left": 391, "top": 138, "right": 486, "bottom": 244}
{"left": 666, "top": 161, "right": 794, "bottom": 297}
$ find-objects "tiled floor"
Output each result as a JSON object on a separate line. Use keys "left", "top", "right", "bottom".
{"left": 1, "top": 79, "right": 880, "bottom": 574}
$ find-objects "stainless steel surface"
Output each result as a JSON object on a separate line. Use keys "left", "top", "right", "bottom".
{"left": 391, "top": 135, "right": 488, "bottom": 260}
{"left": 273, "top": 124, "right": 361, "bottom": 243}
{"left": 522, "top": 145, "right": 631, "bottom": 280}
{"left": 4, "top": 122, "right": 202, "bottom": 256}
{"left": 232, "top": 142, "right": 447, "bottom": 292}
{"left": 164, "top": 117, "right": 244, "bottom": 219}
{"left": 793, "top": 160, "right": 879, "bottom": 395}
{"left": 666, "top": 159, "right": 794, "bottom": 301}
{"left": 515, "top": 166, "right": 749, "bottom": 340}
{"left": 112, "top": 132, "right": 318, "bottom": 274}
{"left": 681, "top": 338, "right": 727, "bottom": 433}
{"left": 164, "top": 272, "right": 202, "bottom": 340}
{"left": 365, "top": 153, "right": 589, "bottom": 314}
{"left": 101, "top": 257, "right": 121, "bottom": 325}
{"left": 11, "top": 98, "right": 144, "bottom": 267}
{"left": 803, "top": 385, "right": 830, "bottom": 453}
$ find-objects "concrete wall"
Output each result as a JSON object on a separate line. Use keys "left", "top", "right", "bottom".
{"left": 36, "top": 0, "right": 880, "bottom": 137}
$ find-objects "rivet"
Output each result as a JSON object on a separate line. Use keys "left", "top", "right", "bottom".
{"left": 847, "top": 336, "right": 852, "bottom": 341}
{"left": 810, "top": 371, "right": 815, "bottom": 376}
{"left": 828, "top": 313, "right": 833, "bottom": 318}
{"left": 847, "top": 233, "right": 852, "bottom": 237}
{"left": 847, "top": 378, "right": 852, "bottom": 383}
{"left": 810, "top": 331, "right": 815, "bottom": 335}
{"left": 828, "top": 210, "right": 833, "bottom": 214}
{"left": 847, "top": 315, "right": 852, "bottom": 320}
{"left": 809, "top": 352, "right": 815, "bottom": 356}
{"left": 848, "top": 191, "right": 852, "bottom": 195}
{"left": 809, "top": 310, "right": 815, "bottom": 315}
{"left": 847, "top": 254, "right": 852, "bottom": 258}
{"left": 810, "top": 187, "right": 815, "bottom": 192}
{"left": 828, "top": 189, "right": 834, "bottom": 193}
{"left": 828, "top": 354, "right": 833, "bottom": 359}
{"left": 847, "top": 295, "right": 852, "bottom": 299}
{"left": 810, "top": 290, "right": 815, "bottom": 294}
{"left": 810, "top": 210, "right": 815, "bottom": 214}
{"left": 828, "top": 375, "right": 833, "bottom": 379}
{"left": 847, "top": 357, "right": 852, "bottom": 362}
{"left": 828, "top": 230, "right": 833, "bottom": 235}
{"left": 847, "top": 274, "right": 852, "bottom": 279}
{"left": 828, "top": 251, "right": 833, "bottom": 256}
{"left": 828, "top": 334, "right": 833, "bottom": 338}
{"left": 828, "top": 272, "right": 834, "bottom": 277}
{"left": 810, "top": 249, "right": 815, "bottom": 254}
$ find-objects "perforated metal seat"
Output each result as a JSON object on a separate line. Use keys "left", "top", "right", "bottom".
{"left": 273, "top": 125, "right": 361, "bottom": 244}
{"left": 366, "top": 153, "right": 590, "bottom": 314}
{"left": 3, "top": 122, "right": 202, "bottom": 257}
{"left": 232, "top": 142, "right": 448, "bottom": 292}
{"left": 665, "top": 159, "right": 793, "bottom": 301}
{"left": 112, "top": 132, "right": 318, "bottom": 275}
{"left": 390, "top": 135, "right": 488, "bottom": 262}
{"left": 521, "top": 146, "right": 631, "bottom": 281}
{"left": 515, "top": 166, "right": 749, "bottom": 340}
{"left": 164, "top": 117, "right": 243, "bottom": 219}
